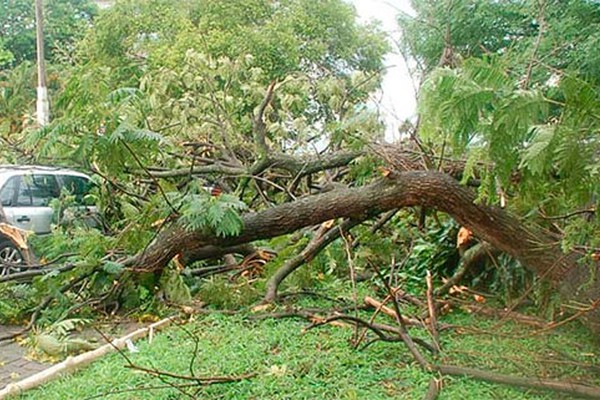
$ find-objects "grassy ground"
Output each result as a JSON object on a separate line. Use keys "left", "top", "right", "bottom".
{"left": 18, "top": 297, "right": 600, "bottom": 400}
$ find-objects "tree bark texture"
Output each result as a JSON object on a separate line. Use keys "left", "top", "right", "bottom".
{"left": 128, "top": 170, "right": 600, "bottom": 333}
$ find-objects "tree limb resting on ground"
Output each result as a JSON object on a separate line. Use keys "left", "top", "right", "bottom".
{"left": 122, "top": 169, "right": 599, "bottom": 334}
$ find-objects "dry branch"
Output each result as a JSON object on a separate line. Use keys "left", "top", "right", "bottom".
{"left": 363, "top": 296, "right": 424, "bottom": 327}
{"left": 436, "top": 364, "right": 600, "bottom": 399}
{"left": 124, "top": 364, "right": 256, "bottom": 385}
{"left": 147, "top": 151, "right": 363, "bottom": 179}
{"left": 452, "top": 300, "right": 548, "bottom": 329}
{"left": 253, "top": 80, "right": 277, "bottom": 154}
{"left": 264, "top": 218, "right": 363, "bottom": 302}
{"left": 0, "top": 263, "right": 76, "bottom": 283}
{"left": 371, "top": 262, "right": 431, "bottom": 369}
{"left": 303, "top": 313, "right": 437, "bottom": 354}
{"left": 425, "top": 271, "right": 440, "bottom": 352}
{"left": 423, "top": 378, "right": 441, "bottom": 400}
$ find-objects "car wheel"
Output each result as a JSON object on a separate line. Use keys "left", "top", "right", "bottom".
{"left": 0, "top": 240, "right": 25, "bottom": 276}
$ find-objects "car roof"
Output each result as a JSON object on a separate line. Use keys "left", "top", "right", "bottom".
{"left": 0, "top": 165, "right": 90, "bottom": 177}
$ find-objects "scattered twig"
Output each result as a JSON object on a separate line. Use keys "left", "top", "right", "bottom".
{"left": 449, "top": 299, "right": 548, "bottom": 329}
{"left": 340, "top": 225, "right": 360, "bottom": 343}
{"left": 123, "top": 364, "right": 257, "bottom": 385}
{"left": 249, "top": 305, "right": 370, "bottom": 321}
{"left": 540, "top": 208, "right": 595, "bottom": 221}
{"left": 523, "top": 297, "right": 600, "bottom": 337}
{"left": 305, "top": 313, "right": 400, "bottom": 342}
{"left": 363, "top": 296, "right": 424, "bottom": 327}
{"left": 253, "top": 80, "right": 277, "bottom": 154}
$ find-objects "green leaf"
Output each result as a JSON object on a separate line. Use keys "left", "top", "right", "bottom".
{"left": 519, "top": 125, "right": 556, "bottom": 175}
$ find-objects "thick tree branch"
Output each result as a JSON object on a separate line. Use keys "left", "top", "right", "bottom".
{"left": 124, "top": 170, "right": 599, "bottom": 333}
{"left": 263, "top": 218, "right": 363, "bottom": 302}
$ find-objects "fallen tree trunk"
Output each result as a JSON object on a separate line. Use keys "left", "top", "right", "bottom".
{"left": 125, "top": 170, "right": 600, "bottom": 333}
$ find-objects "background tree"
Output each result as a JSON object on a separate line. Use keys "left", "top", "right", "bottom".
{"left": 0, "top": 0, "right": 98, "bottom": 68}
{"left": 0, "top": 0, "right": 98, "bottom": 146}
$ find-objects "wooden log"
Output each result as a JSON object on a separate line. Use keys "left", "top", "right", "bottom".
{"left": 0, "top": 316, "right": 176, "bottom": 399}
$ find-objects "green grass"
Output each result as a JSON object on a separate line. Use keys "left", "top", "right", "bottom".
{"left": 19, "top": 302, "right": 600, "bottom": 400}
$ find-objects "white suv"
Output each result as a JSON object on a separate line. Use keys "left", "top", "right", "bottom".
{"left": 0, "top": 166, "right": 96, "bottom": 275}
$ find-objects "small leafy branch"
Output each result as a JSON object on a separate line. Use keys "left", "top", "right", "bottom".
{"left": 179, "top": 192, "right": 247, "bottom": 238}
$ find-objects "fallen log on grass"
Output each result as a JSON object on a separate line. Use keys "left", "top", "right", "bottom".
{"left": 0, "top": 317, "right": 176, "bottom": 399}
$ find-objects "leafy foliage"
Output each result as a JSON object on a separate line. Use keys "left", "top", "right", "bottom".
{"left": 0, "top": 0, "right": 393, "bottom": 323}
{"left": 401, "top": 0, "right": 600, "bottom": 253}
{"left": 0, "top": 283, "right": 38, "bottom": 323}
{"left": 181, "top": 193, "right": 247, "bottom": 237}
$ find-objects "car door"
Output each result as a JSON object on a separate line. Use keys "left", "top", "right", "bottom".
{"left": 1, "top": 174, "right": 59, "bottom": 234}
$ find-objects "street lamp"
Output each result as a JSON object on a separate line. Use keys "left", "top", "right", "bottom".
{"left": 35, "top": 0, "right": 49, "bottom": 126}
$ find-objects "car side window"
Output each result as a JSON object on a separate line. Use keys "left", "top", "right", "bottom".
{"left": 60, "top": 175, "right": 93, "bottom": 204}
{"left": 16, "top": 176, "right": 31, "bottom": 206}
{"left": 17, "top": 175, "right": 60, "bottom": 207}
{"left": 0, "top": 177, "right": 18, "bottom": 206}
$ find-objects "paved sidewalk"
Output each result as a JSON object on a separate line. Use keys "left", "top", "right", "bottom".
{"left": 0, "top": 326, "right": 49, "bottom": 390}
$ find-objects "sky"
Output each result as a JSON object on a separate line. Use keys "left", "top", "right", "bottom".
{"left": 350, "top": 0, "right": 417, "bottom": 141}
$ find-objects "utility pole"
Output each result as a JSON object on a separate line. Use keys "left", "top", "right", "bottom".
{"left": 35, "top": 0, "right": 49, "bottom": 126}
